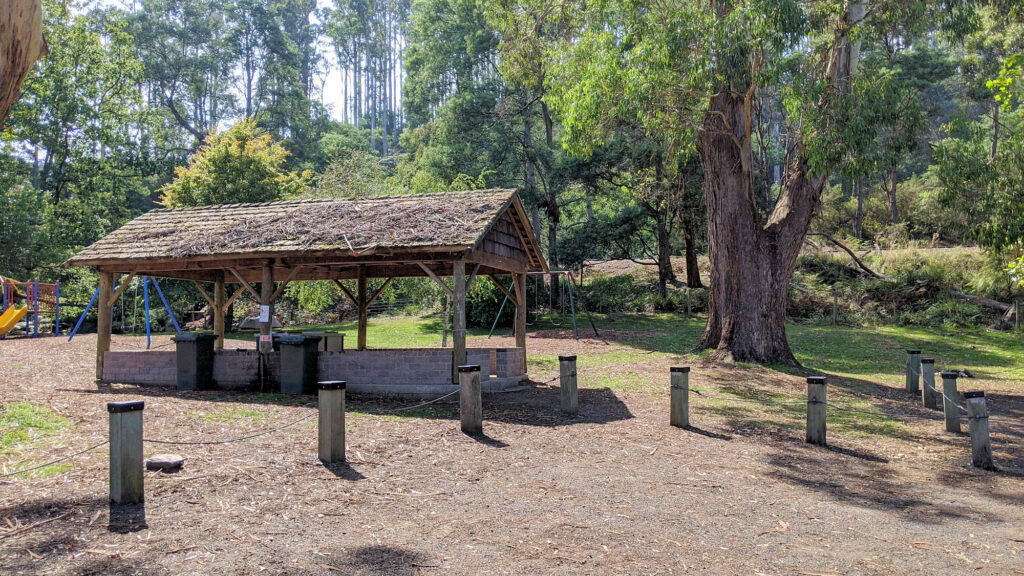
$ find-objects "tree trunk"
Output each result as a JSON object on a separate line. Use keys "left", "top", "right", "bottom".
{"left": 683, "top": 212, "right": 703, "bottom": 288}
{"left": 886, "top": 170, "right": 898, "bottom": 224}
{"left": 654, "top": 209, "right": 674, "bottom": 298}
{"left": 853, "top": 178, "right": 864, "bottom": 239}
{"left": 695, "top": 91, "right": 824, "bottom": 366}
{"left": 991, "top": 100, "right": 999, "bottom": 162}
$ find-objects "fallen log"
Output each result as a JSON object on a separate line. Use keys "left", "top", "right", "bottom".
{"left": 950, "top": 291, "right": 1013, "bottom": 312}
{"left": 807, "top": 232, "right": 888, "bottom": 280}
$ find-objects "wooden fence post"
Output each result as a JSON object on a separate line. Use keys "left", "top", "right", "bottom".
{"left": 458, "top": 365, "right": 482, "bottom": 435}
{"left": 941, "top": 371, "right": 961, "bottom": 433}
{"left": 806, "top": 376, "right": 827, "bottom": 446}
{"left": 964, "top": 391, "right": 995, "bottom": 470}
{"left": 920, "top": 358, "right": 938, "bottom": 410}
{"left": 108, "top": 400, "right": 144, "bottom": 505}
{"left": 317, "top": 381, "right": 346, "bottom": 463}
{"left": 559, "top": 355, "right": 578, "bottom": 416}
{"left": 905, "top": 349, "right": 921, "bottom": 393}
{"left": 670, "top": 367, "right": 690, "bottom": 428}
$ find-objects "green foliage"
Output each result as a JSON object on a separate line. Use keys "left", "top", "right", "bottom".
{"left": 0, "top": 403, "right": 69, "bottom": 454}
{"left": 159, "top": 119, "right": 311, "bottom": 207}
{"left": 313, "top": 149, "right": 396, "bottom": 198}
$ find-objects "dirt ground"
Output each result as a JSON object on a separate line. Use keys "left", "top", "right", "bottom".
{"left": 1, "top": 333, "right": 1022, "bottom": 575}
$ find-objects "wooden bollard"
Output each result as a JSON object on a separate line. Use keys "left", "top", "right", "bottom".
{"left": 561, "top": 354, "right": 577, "bottom": 412}
{"left": 458, "top": 365, "right": 482, "bottom": 435}
{"left": 669, "top": 366, "right": 690, "bottom": 428}
{"left": 805, "top": 376, "right": 827, "bottom": 446}
{"left": 964, "top": 391, "right": 995, "bottom": 470}
{"left": 905, "top": 349, "right": 921, "bottom": 393}
{"left": 559, "top": 355, "right": 579, "bottom": 416}
{"left": 108, "top": 400, "right": 144, "bottom": 505}
{"left": 921, "top": 358, "right": 938, "bottom": 410}
{"left": 317, "top": 381, "right": 346, "bottom": 463}
{"left": 941, "top": 371, "right": 961, "bottom": 433}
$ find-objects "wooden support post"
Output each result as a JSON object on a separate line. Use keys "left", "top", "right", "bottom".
{"left": 514, "top": 273, "right": 527, "bottom": 368}
{"left": 317, "top": 381, "right": 346, "bottom": 463}
{"left": 214, "top": 271, "right": 225, "bottom": 350}
{"left": 806, "top": 376, "right": 827, "bottom": 446}
{"left": 108, "top": 400, "right": 144, "bottom": 505}
{"left": 96, "top": 271, "right": 114, "bottom": 380}
{"left": 941, "top": 371, "right": 961, "bottom": 433}
{"left": 559, "top": 355, "right": 578, "bottom": 416}
{"left": 357, "top": 266, "right": 368, "bottom": 351}
{"left": 905, "top": 349, "right": 921, "bottom": 394}
{"left": 452, "top": 260, "right": 467, "bottom": 384}
{"left": 670, "top": 366, "right": 690, "bottom": 428}
{"left": 921, "top": 358, "right": 938, "bottom": 410}
{"left": 260, "top": 264, "right": 274, "bottom": 353}
{"left": 964, "top": 391, "right": 994, "bottom": 470}
{"left": 458, "top": 365, "right": 482, "bottom": 435}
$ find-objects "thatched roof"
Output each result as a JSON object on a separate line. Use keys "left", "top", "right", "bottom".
{"left": 68, "top": 189, "right": 546, "bottom": 275}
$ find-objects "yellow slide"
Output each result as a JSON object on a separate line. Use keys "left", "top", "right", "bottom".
{"left": 0, "top": 306, "right": 28, "bottom": 335}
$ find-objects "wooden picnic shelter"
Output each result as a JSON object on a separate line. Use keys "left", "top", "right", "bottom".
{"left": 68, "top": 189, "right": 547, "bottom": 385}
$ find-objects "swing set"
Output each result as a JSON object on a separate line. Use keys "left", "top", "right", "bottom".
{"left": 487, "top": 270, "right": 599, "bottom": 340}
{"left": 68, "top": 276, "right": 181, "bottom": 348}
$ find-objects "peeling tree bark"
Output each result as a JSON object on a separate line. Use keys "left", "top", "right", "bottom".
{"left": 0, "top": 0, "right": 48, "bottom": 127}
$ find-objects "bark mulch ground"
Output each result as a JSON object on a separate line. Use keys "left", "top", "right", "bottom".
{"left": 0, "top": 334, "right": 1021, "bottom": 575}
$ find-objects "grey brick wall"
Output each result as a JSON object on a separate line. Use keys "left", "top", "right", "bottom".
{"left": 103, "top": 346, "right": 526, "bottom": 396}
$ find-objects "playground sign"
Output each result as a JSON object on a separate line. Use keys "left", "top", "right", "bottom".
{"left": 259, "top": 305, "right": 270, "bottom": 322}
{"left": 259, "top": 334, "right": 271, "bottom": 343}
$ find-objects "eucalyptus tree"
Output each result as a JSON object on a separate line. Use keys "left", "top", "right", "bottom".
{"left": 325, "top": 0, "right": 411, "bottom": 154}
{"left": 128, "top": 0, "right": 236, "bottom": 144}
{"left": 543, "top": 0, "right": 977, "bottom": 364}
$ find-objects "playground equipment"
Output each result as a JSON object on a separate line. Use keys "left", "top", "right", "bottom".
{"left": 487, "top": 270, "right": 598, "bottom": 340}
{"left": 68, "top": 276, "right": 181, "bottom": 348}
{"left": 0, "top": 276, "right": 60, "bottom": 338}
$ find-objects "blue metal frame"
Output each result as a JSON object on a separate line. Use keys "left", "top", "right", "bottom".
{"left": 54, "top": 281, "right": 60, "bottom": 335}
{"left": 144, "top": 277, "right": 152, "bottom": 348}
{"left": 33, "top": 278, "right": 39, "bottom": 337}
{"left": 150, "top": 278, "right": 182, "bottom": 335}
{"left": 68, "top": 287, "right": 100, "bottom": 342}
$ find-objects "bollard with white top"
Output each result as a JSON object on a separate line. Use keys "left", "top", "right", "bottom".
{"left": 941, "top": 371, "right": 961, "bottom": 433}
{"left": 670, "top": 367, "right": 690, "bottom": 428}
{"left": 964, "top": 391, "right": 995, "bottom": 470}
{"left": 108, "top": 400, "right": 144, "bottom": 505}
{"left": 317, "top": 381, "right": 346, "bottom": 463}
{"left": 458, "top": 365, "right": 482, "bottom": 435}
{"left": 806, "top": 376, "right": 827, "bottom": 446}
{"left": 905, "top": 349, "right": 921, "bottom": 393}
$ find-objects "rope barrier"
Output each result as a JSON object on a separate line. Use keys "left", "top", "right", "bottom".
{"left": 376, "top": 390, "right": 459, "bottom": 414}
{"left": 0, "top": 440, "right": 108, "bottom": 478}
{"left": 144, "top": 411, "right": 316, "bottom": 446}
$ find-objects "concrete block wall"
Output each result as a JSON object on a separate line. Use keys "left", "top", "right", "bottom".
{"left": 102, "top": 351, "right": 176, "bottom": 385}
{"left": 103, "top": 347, "right": 526, "bottom": 397}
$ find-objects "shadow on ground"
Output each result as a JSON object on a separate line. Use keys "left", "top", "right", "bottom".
{"left": 324, "top": 544, "right": 437, "bottom": 575}
{"left": 61, "top": 382, "right": 635, "bottom": 430}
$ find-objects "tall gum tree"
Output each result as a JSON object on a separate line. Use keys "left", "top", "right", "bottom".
{"left": 542, "top": 0, "right": 972, "bottom": 365}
